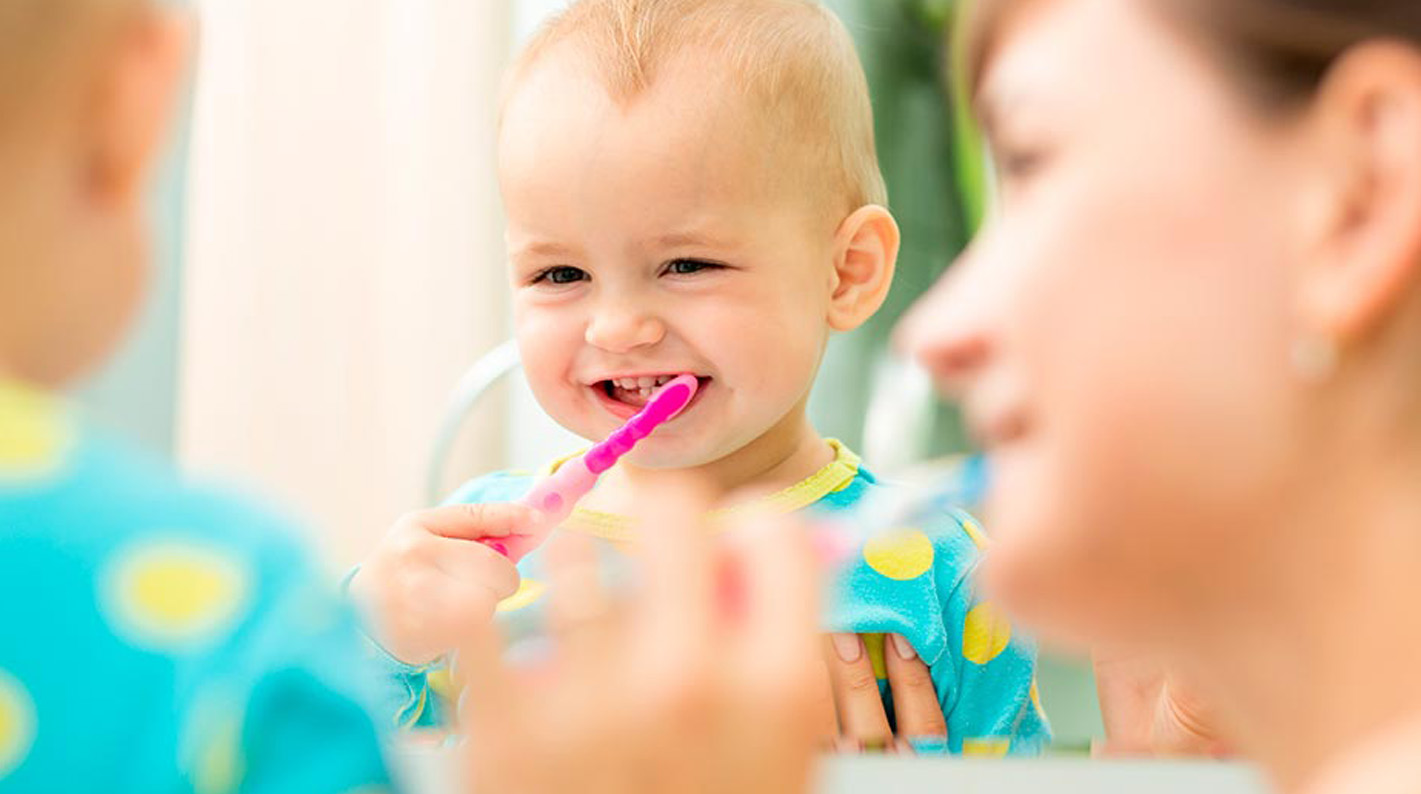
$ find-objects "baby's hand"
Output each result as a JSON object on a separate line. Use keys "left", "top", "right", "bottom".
{"left": 350, "top": 503, "right": 532, "bottom": 665}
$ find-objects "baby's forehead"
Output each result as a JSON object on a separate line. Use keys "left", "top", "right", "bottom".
{"left": 499, "top": 44, "right": 852, "bottom": 221}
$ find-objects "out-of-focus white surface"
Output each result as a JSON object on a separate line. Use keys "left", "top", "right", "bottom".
{"left": 180, "top": 0, "right": 514, "bottom": 566}
{"left": 391, "top": 741, "right": 1269, "bottom": 794}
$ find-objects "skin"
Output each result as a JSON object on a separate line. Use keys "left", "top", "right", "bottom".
{"left": 896, "top": 0, "right": 1421, "bottom": 789}
{"left": 0, "top": 6, "right": 189, "bottom": 389}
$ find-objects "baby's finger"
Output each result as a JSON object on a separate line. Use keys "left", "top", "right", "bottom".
{"left": 405, "top": 502, "right": 538, "bottom": 541}
{"left": 430, "top": 535, "right": 521, "bottom": 601}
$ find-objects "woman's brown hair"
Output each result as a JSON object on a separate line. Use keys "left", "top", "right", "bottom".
{"left": 962, "top": 0, "right": 1421, "bottom": 111}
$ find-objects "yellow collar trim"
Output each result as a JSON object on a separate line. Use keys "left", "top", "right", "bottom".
{"left": 0, "top": 378, "right": 74, "bottom": 479}
{"left": 539, "top": 439, "right": 861, "bottom": 543}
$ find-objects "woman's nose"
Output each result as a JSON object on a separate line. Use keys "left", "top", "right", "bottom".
{"left": 584, "top": 300, "right": 666, "bottom": 353}
{"left": 895, "top": 250, "right": 995, "bottom": 394}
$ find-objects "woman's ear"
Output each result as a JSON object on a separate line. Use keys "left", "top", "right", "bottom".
{"left": 1297, "top": 41, "right": 1421, "bottom": 345}
{"left": 87, "top": 6, "right": 192, "bottom": 209}
{"left": 828, "top": 204, "right": 900, "bottom": 332}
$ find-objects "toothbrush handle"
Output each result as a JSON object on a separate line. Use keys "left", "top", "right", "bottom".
{"left": 477, "top": 456, "right": 598, "bottom": 563}
{"left": 521, "top": 456, "right": 598, "bottom": 519}
{"left": 585, "top": 415, "right": 653, "bottom": 474}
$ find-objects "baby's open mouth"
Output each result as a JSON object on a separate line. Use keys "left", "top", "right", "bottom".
{"left": 595, "top": 374, "right": 710, "bottom": 411}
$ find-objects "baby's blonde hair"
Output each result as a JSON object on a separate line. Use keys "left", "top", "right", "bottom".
{"left": 508, "top": 0, "right": 888, "bottom": 215}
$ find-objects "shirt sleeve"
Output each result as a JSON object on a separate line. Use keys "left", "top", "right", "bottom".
{"left": 175, "top": 498, "right": 401, "bottom": 794}
{"left": 931, "top": 509, "right": 1052, "bottom": 757}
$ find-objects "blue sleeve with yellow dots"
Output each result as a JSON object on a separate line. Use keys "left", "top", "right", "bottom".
{"left": 0, "top": 383, "right": 398, "bottom": 793}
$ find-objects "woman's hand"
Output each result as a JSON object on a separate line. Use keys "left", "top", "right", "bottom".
{"left": 820, "top": 632, "right": 947, "bottom": 752}
{"left": 349, "top": 503, "right": 529, "bottom": 664}
{"left": 453, "top": 485, "right": 824, "bottom": 794}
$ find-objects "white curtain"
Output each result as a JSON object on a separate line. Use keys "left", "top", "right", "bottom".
{"left": 180, "top": 0, "right": 514, "bottom": 566}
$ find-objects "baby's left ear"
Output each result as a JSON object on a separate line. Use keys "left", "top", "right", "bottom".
{"left": 828, "top": 205, "right": 900, "bottom": 332}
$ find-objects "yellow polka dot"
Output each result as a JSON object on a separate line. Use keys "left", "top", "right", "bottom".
{"left": 863, "top": 529, "right": 934, "bottom": 581}
{"left": 960, "top": 517, "right": 989, "bottom": 550}
{"left": 963, "top": 738, "right": 1011, "bottom": 757}
{"left": 863, "top": 633, "right": 887, "bottom": 681}
{"left": 1030, "top": 680, "right": 1043, "bottom": 713}
{"left": 105, "top": 541, "right": 250, "bottom": 650}
{"left": 962, "top": 602, "right": 1012, "bottom": 665}
{"left": 193, "top": 714, "right": 244, "bottom": 794}
{"left": 0, "top": 669, "right": 35, "bottom": 779}
{"left": 0, "top": 382, "right": 72, "bottom": 482}
{"left": 496, "top": 578, "right": 546, "bottom": 613}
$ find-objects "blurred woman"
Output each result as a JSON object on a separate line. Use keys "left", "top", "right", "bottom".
{"left": 899, "top": 1, "right": 1421, "bottom": 791}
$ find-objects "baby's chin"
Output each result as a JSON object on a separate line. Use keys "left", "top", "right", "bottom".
{"left": 618, "top": 442, "right": 722, "bottom": 471}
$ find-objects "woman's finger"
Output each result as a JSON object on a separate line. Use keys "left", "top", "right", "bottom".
{"left": 811, "top": 658, "right": 841, "bottom": 748}
{"left": 883, "top": 633, "right": 947, "bottom": 741}
{"left": 631, "top": 478, "right": 715, "bottom": 667}
{"left": 451, "top": 605, "right": 518, "bottom": 737}
{"left": 726, "top": 515, "right": 828, "bottom": 741}
{"left": 731, "top": 513, "right": 819, "bottom": 666}
{"left": 824, "top": 633, "right": 893, "bottom": 749}
{"left": 544, "top": 532, "right": 620, "bottom": 667}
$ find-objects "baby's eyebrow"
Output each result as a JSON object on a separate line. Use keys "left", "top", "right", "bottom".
{"left": 512, "top": 240, "right": 580, "bottom": 261}
{"left": 653, "top": 231, "right": 731, "bottom": 250}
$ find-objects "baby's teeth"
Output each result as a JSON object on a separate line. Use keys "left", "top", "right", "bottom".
{"left": 637, "top": 377, "right": 655, "bottom": 389}
{"left": 655, "top": 376, "right": 671, "bottom": 387}
{"left": 619, "top": 378, "right": 638, "bottom": 390}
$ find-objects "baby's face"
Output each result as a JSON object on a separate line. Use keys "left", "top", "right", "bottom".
{"left": 499, "top": 49, "right": 838, "bottom": 468}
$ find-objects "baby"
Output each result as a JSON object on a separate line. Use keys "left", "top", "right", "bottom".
{"left": 356, "top": 0, "right": 1049, "bottom": 755}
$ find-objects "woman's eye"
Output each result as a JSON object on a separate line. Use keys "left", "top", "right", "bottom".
{"left": 663, "top": 259, "right": 723, "bottom": 277}
{"left": 996, "top": 146, "right": 1050, "bottom": 185}
{"left": 532, "top": 266, "right": 589, "bottom": 286}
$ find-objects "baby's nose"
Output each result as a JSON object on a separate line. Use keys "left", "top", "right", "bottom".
{"left": 584, "top": 305, "right": 666, "bottom": 353}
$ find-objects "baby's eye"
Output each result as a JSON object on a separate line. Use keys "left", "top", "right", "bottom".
{"left": 662, "top": 259, "right": 724, "bottom": 277}
{"left": 531, "top": 266, "right": 589, "bottom": 286}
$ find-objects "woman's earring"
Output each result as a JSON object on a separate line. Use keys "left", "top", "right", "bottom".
{"left": 1291, "top": 333, "right": 1340, "bottom": 382}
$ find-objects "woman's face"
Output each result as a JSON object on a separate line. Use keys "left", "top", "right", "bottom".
{"left": 903, "top": 0, "right": 1321, "bottom": 645}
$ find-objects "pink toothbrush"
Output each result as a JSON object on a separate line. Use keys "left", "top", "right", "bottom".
{"left": 483, "top": 374, "right": 700, "bottom": 562}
